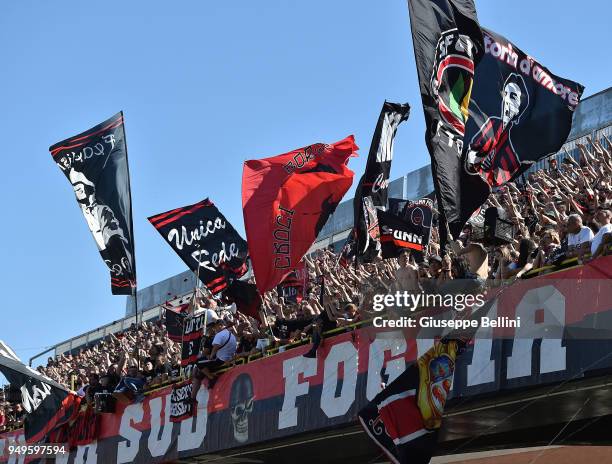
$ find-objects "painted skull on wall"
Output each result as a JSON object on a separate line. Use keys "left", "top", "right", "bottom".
{"left": 229, "top": 373, "right": 254, "bottom": 443}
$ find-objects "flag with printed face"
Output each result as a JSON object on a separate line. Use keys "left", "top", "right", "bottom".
{"left": 402, "top": 197, "right": 435, "bottom": 246}
{"left": 242, "top": 136, "right": 358, "bottom": 294}
{"left": 408, "top": 1, "right": 583, "bottom": 240}
{"left": 148, "top": 199, "right": 248, "bottom": 294}
{"left": 49, "top": 112, "right": 137, "bottom": 295}
{"left": 462, "top": 28, "right": 584, "bottom": 190}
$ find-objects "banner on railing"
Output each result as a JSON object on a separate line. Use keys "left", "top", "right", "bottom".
{"left": 1, "top": 258, "right": 611, "bottom": 463}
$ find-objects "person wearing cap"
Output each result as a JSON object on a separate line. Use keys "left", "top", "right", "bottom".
{"left": 191, "top": 311, "right": 237, "bottom": 398}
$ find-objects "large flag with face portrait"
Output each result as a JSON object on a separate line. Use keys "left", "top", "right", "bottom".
{"left": 354, "top": 102, "right": 410, "bottom": 258}
{"left": 0, "top": 341, "right": 81, "bottom": 443}
{"left": 408, "top": 1, "right": 584, "bottom": 241}
{"left": 148, "top": 199, "right": 248, "bottom": 294}
{"left": 462, "top": 28, "right": 585, "bottom": 189}
{"left": 49, "top": 112, "right": 137, "bottom": 295}
{"left": 242, "top": 136, "right": 358, "bottom": 294}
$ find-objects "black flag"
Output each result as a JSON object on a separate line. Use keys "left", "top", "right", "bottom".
{"left": 378, "top": 209, "right": 426, "bottom": 259}
{"left": 354, "top": 102, "right": 410, "bottom": 257}
{"left": 224, "top": 279, "right": 263, "bottom": 323}
{"left": 402, "top": 197, "right": 434, "bottom": 247}
{"left": 50, "top": 112, "right": 137, "bottom": 295}
{"left": 462, "top": 28, "right": 584, "bottom": 189}
{"left": 148, "top": 198, "right": 248, "bottom": 294}
{"left": 164, "top": 306, "right": 187, "bottom": 342}
{"left": 407, "top": 0, "right": 485, "bottom": 243}
{"left": 409, "top": 1, "right": 584, "bottom": 239}
{"left": 0, "top": 341, "right": 80, "bottom": 443}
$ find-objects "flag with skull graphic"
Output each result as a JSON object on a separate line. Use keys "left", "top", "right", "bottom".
{"left": 50, "top": 112, "right": 137, "bottom": 295}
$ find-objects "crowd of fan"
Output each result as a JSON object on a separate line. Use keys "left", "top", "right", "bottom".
{"left": 2, "top": 138, "right": 611, "bottom": 431}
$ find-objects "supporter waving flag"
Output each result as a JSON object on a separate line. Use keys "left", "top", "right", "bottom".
{"left": 49, "top": 112, "right": 137, "bottom": 295}
{"left": 148, "top": 199, "right": 248, "bottom": 294}
{"left": 0, "top": 341, "right": 80, "bottom": 444}
{"left": 242, "top": 135, "right": 358, "bottom": 294}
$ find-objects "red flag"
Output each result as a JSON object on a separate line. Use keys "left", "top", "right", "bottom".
{"left": 242, "top": 135, "right": 358, "bottom": 293}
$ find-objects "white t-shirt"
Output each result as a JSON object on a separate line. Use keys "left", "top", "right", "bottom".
{"left": 591, "top": 224, "right": 612, "bottom": 255}
{"left": 567, "top": 226, "right": 594, "bottom": 247}
{"left": 212, "top": 329, "right": 237, "bottom": 361}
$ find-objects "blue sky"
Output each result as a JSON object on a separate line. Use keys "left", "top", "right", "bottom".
{"left": 0, "top": 0, "right": 610, "bottom": 366}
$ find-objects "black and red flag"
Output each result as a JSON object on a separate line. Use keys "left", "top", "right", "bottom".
{"left": 181, "top": 311, "right": 206, "bottom": 370}
{"left": 408, "top": 1, "right": 583, "bottom": 240}
{"left": 242, "top": 135, "right": 358, "bottom": 294}
{"left": 164, "top": 306, "right": 187, "bottom": 342}
{"left": 0, "top": 341, "right": 81, "bottom": 444}
{"left": 49, "top": 112, "right": 137, "bottom": 295}
{"left": 169, "top": 381, "right": 194, "bottom": 423}
{"left": 354, "top": 102, "right": 410, "bottom": 257}
{"left": 148, "top": 199, "right": 248, "bottom": 294}
{"left": 358, "top": 341, "right": 461, "bottom": 464}
{"left": 462, "top": 28, "right": 584, "bottom": 189}
{"left": 276, "top": 260, "right": 308, "bottom": 304}
{"left": 378, "top": 209, "right": 425, "bottom": 259}
{"left": 224, "top": 279, "right": 263, "bottom": 322}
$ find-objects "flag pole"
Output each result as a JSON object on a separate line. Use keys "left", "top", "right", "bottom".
{"left": 122, "top": 110, "right": 140, "bottom": 370}
{"left": 134, "top": 292, "right": 140, "bottom": 369}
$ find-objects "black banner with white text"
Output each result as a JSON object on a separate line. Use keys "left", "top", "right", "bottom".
{"left": 49, "top": 112, "right": 137, "bottom": 295}
{"left": 148, "top": 199, "right": 248, "bottom": 294}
